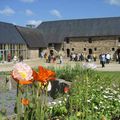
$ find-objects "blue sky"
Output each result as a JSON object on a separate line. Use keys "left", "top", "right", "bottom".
{"left": 0, "top": 0, "right": 120, "bottom": 26}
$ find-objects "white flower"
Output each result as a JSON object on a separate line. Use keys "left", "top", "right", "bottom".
{"left": 103, "top": 95, "right": 108, "bottom": 99}
{"left": 47, "top": 82, "right": 52, "bottom": 92}
{"left": 52, "top": 101, "right": 56, "bottom": 105}
{"left": 118, "top": 95, "right": 120, "bottom": 99}
{"left": 87, "top": 100, "right": 91, "bottom": 103}
{"left": 12, "top": 62, "right": 33, "bottom": 81}
{"left": 94, "top": 106, "right": 98, "bottom": 110}
{"left": 82, "top": 63, "right": 97, "bottom": 69}
{"left": 58, "top": 101, "right": 62, "bottom": 104}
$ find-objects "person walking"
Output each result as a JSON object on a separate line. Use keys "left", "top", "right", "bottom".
{"left": 93, "top": 53, "right": 97, "bottom": 62}
{"left": 59, "top": 55, "right": 63, "bottom": 64}
{"left": 7, "top": 53, "right": 11, "bottom": 62}
{"left": 118, "top": 53, "right": 120, "bottom": 64}
{"left": 106, "top": 53, "right": 111, "bottom": 64}
{"left": 100, "top": 53, "right": 106, "bottom": 67}
{"left": 13, "top": 55, "right": 17, "bottom": 63}
{"left": 19, "top": 55, "right": 23, "bottom": 62}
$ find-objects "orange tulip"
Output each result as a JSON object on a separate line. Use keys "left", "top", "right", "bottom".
{"left": 33, "top": 66, "right": 56, "bottom": 83}
{"left": 21, "top": 98, "right": 29, "bottom": 106}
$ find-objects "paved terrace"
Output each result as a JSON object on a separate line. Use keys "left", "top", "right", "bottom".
{"left": 0, "top": 58, "right": 120, "bottom": 72}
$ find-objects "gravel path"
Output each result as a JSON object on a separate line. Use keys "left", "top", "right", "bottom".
{"left": 0, "top": 58, "right": 120, "bottom": 71}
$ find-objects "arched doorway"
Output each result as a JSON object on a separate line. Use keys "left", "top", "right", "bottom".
{"left": 88, "top": 48, "right": 93, "bottom": 54}
{"left": 66, "top": 49, "right": 70, "bottom": 57}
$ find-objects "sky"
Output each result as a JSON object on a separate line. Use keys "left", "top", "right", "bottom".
{"left": 1, "top": 0, "right": 120, "bottom": 27}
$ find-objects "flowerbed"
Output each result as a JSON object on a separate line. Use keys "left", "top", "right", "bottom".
{"left": 0, "top": 63, "right": 120, "bottom": 120}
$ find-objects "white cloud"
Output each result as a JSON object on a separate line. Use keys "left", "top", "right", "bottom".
{"left": 27, "top": 20, "right": 42, "bottom": 27}
{"left": 25, "top": 9, "right": 34, "bottom": 16}
{"left": 0, "top": 6, "right": 15, "bottom": 16}
{"left": 20, "top": 0, "right": 35, "bottom": 3}
{"left": 106, "top": 0, "right": 120, "bottom": 6}
{"left": 50, "top": 9, "right": 62, "bottom": 18}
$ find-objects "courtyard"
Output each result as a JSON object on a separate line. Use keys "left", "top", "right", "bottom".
{"left": 0, "top": 58, "right": 120, "bottom": 72}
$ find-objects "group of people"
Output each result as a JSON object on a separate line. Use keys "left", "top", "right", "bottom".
{"left": 99, "top": 53, "right": 111, "bottom": 67}
{"left": 69, "top": 52, "right": 113, "bottom": 68}
{"left": 70, "top": 53, "right": 97, "bottom": 62}
{"left": 7, "top": 54, "right": 23, "bottom": 63}
{"left": 44, "top": 53, "right": 63, "bottom": 64}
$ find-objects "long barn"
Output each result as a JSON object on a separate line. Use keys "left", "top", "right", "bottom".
{"left": 37, "top": 17, "right": 120, "bottom": 59}
{"left": 1, "top": 16, "right": 120, "bottom": 61}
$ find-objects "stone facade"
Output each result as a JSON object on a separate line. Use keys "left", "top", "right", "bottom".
{"left": 28, "top": 49, "right": 39, "bottom": 59}
{"left": 0, "top": 44, "right": 28, "bottom": 61}
{"left": 63, "top": 36, "right": 120, "bottom": 59}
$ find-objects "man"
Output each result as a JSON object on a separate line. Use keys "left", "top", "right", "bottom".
{"left": 100, "top": 53, "right": 106, "bottom": 67}
{"left": 118, "top": 53, "right": 120, "bottom": 64}
{"left": 106, "top": 53, "right": 111, "bottom": 64}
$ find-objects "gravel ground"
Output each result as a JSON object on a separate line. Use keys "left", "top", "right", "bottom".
{"left": 0, "top": 58, "right": 120, "bottom": 71}
{"left": 0, "top": 89, "right": 16, "bottom": 116}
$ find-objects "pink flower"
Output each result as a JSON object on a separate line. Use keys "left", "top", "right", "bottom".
{"left": 12, "top": 62, "right": 33, "bottom": 82}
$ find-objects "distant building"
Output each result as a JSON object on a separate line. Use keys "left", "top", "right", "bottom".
{"left": 1, "top": 16, "right": 120, "bottom": 61}
{"left": 0, "top": 22, "right": 47, "bottom": 61}
{"left": 26, "top": 24, "right": 36, "bottom": 28}
{"left": 37, "top": 17, "right": 120, "bottom": 59}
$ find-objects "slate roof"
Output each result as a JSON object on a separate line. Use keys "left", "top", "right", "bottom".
{"left": 37, "top": 17, "right": 120, "bottom": 43}
{"left": 0, "top": 22, "right": 25, "bottom": 44}
{"left": 16, "top": 26, "right": 47, "bottom": 48}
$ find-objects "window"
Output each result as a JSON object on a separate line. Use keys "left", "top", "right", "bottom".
{"left": 84, "top": 48, "right": 86, "bottom": 51}
{"left": 48, "top": 43, "right": 54, "bottom": 47}
{"left": 118, "top": 38, "right": 120, "bottom": 42}
{"left": 0, "top": 44, "right": 2, "bottom": 49}
{"left": 88, "top": 38, "right": 92, "bottom": 43}
{"left": 94, "top": 48, "right": 97, "bottom": 51}
{"left": 62, "top": 48, "right": 64, "bottom": 51}
{"left": 112, "top": 48, "right": 115, "bottom": 51}
{"left": 72, "top": 48, "right": 74, "bottom": 51}
{"left": 65, "top": 37, "right": 69, "bottom": 43}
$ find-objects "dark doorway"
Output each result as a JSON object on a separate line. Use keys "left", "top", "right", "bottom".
{"left": 50, "top": 50, "right": 54, "bottom": 56}
{"left": 66, "top": 49, "right": 70, "bottom": 57}
{"left": 117, "top": 49, "right": 120, "bottom": 54}
{"left": 89, "top": 48, "right": 92, "bottom": 54}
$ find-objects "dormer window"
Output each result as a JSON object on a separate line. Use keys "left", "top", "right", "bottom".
{"left": 88, "top": 38, "right": 92, "bottom": 43}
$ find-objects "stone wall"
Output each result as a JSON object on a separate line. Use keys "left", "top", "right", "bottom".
{"left": 29, "top": 49, "right": 39, "bottom": 59}
{"left": 0, "top": 75, "right": 15, "bottom": 92}
{"left": 63, "top": 36, "right": 120, "bottom": 58}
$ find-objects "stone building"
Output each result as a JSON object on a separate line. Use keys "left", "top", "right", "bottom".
{"left": 0, "top": 22, "right": 47, "bottom": 62}
{"left": 37, "top": 17, "right": 120, "bottom": 59}
{"left": 1, "top": 17, "right": 120, "bottom": 61}
{"left": 16, "top": 26, "right": 47, "bottom": 59}
{"left": 0, "top": 22, "right": 27, "bottom": 61}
